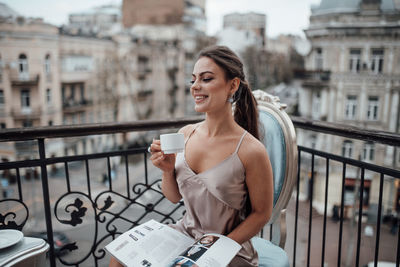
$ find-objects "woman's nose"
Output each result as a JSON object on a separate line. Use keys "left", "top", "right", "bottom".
{"left": 191, "top": 80, "right": 200, "bottom": 90}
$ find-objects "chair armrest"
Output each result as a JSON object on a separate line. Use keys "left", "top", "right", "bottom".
{"left": 271, "top": 209, "right": 287, "bottom": 249}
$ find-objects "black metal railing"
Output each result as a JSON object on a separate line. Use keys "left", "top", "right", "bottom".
{"left": 291, "top": 116, "right": 400, "bottom": 267}
{"left": 0, "top": 117, "right": 202, "bottom": 267}
{"left": 0, "top": 116, "right": 399, "bottom": 267}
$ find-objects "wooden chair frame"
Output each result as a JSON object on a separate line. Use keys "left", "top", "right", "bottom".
{"left": 253, "top": 90, "right": 298, "bottom": 248}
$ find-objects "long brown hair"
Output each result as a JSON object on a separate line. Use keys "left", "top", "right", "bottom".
{"left": 197, "top": 45, "right": 259, "bottom": 140}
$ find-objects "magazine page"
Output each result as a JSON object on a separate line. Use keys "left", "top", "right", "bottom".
{"left": 168, "top": 234, "right": 241, "bottom": 267}
{"left": 105, "top": 219, "right": 194, "bottom": 267}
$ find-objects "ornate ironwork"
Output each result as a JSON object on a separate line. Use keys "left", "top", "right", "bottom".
{"left": 0, "top": 199, "right": 29, "bottom": 231}
{"left": 0, "top": 118, "right": 398, "bottom": 266}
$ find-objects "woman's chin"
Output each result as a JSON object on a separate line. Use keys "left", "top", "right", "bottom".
{"left": 194, "top": 105, "right": 206, "bottom": 113}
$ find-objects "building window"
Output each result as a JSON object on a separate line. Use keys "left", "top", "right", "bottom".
{"left": 397, "top": 149, "right": 400, "bottom": 166}
{"left": 363, "top": 142, "right": 375, "bottom": 161}
{"left": 138, "top": 55, "right": 150, "bottom": 73}
{"left": 367, "top": 96, "right": 379, "bottom": 120}
{"left": 21, "top": 89, "right": 30, "bottom": 108}
{"left": 371, "top": 48, "right": 384, "bottom": 74}
{"left": 0, "top": 89, "right": 4, "bottom": 106}
{"left": 46, "top": 88, "right": 51, "bottom": 105}
{"left": 349, "top": 49, "right": 361, "bottom": 73}
{"left": 80, "top": 83, "right": 85, "bottom": 102}
{"left": 0, "top": 123, "right": 6, "bottom": 129}
{"left": 345, "top": 95, "right": 357, "bottom": 120}
{"left": 23, "top": 120, "right": 32, "bottom": 128}
{"left": 312, "top": 91, "right": 321, "bottom": 119}
{"left": 80, "top": 112, "right": 86, "bottom": 124}
{"left": 48, "top": 120, "right": 53, "bottom": 126}
{"left": 18, "top": 54, "right": 29, "bottom": 77}
{"left": 315, "top": 48, "right": 323, "bottom": 70}
{"left": 44, "top": 54, "right": 51, "bottom": 74}
{"left": 70, "top": 84, "right": 75, "bottom": 101}
{"left": 310, "top": 134, "right": 317, "bottom": 149}
{"left": 342, "top": 140, "right": 353, "bottom": 158}
{"left": 0, "top": 55, "right": 3, "bottom": 81}
{"left": 62, "top": 86, "right": 66, "bottom": 104}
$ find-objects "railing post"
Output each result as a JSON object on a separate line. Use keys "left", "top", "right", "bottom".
{"left": 38, "top": 138, "right": 56, "bottom": 267}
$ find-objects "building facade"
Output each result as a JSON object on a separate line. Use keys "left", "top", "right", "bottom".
{"left": 120, "top": 0, "right": 208, "bottom": 117}
{"left": 66, "top": 5, "right": 121, "bottom": 37}
{"left": 0, "top": 2, "right": 195, "bottom": 161}
{"left": 299, "top": 0, "right": 400, "bottom": 218}
{"left": 222, "top": 12, "right": 266, "bottom": 47}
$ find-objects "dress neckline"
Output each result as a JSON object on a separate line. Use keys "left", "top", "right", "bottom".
{"left": 183, "top": 152, "right": 239, "bottom": 176}
{"left": 183, "top": 126, "right": 247, "bottom": 176}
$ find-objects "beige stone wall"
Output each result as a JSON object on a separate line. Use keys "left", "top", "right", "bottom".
{"left": 0, "top": 10, "right": 189, "bottom": 158}
{"left": 0, "top": 20, "right": 61, "bottom": 129}
{"left": 300, "top": 7, "right": 400, "bottom": 216}
{"left": 122, "top": 0, "right": 184, "bottom": 27}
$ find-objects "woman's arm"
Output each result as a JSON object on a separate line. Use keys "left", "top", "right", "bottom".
{"left": 227, "top": 137, "right": 274, "bottom": 244}
{"left": 149, "top": 125, "right": 193, "bottom": 204}
{"left": 149, "top": 139, "right": 182, "bottom": 203}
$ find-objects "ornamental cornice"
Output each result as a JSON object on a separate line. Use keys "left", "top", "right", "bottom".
{"left": 330, "top": 73, "right": 400, "bottom": 85}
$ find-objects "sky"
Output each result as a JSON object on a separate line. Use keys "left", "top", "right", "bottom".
{"left": 1, "top": 0, "right": 321, "bottom": 38}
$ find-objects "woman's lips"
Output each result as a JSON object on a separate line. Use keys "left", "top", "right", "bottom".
{"left": 194, "top": 95, "right": 208, "bottom": 103}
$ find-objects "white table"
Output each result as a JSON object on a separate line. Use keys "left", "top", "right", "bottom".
{"left": 0, "top": 237, "right": 49, "bottom": 267}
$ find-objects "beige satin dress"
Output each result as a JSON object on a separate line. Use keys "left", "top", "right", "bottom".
{"left": 169, "top": 127, "right": 258, "bottom": 266}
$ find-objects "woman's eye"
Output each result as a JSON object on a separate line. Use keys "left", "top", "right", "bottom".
{"left": 203, "top": 78, "right": 212, "bottom": 82}
{"left": 190, "top": 80, "right": 195, "bottom": 84}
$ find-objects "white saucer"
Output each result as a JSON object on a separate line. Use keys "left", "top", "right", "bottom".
{"left": 0, "top": 230, "right": 24, "bottom": 249}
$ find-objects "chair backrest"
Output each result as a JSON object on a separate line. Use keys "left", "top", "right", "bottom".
{"left": 252, "top": 90, "right": 298, "bottom": 226}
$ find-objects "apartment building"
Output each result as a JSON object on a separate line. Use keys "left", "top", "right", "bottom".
{"left": 299, "top": 0, "right": 400, "bottom": 217}
{"left": 223, "top": 12, "right": 266, "bottom": 46}
{"left": 0, "top": 2, "right": 195, "bottom": 160}
{"left": 0, "top": 13, "right": 63, "bottom": 159}
{"left": 66, "top": 5, "right": 121, "bottom": 37}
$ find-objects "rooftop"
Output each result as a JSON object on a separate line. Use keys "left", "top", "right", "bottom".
{"left": 311, "top": 0, "right": 399, "bottom": 15}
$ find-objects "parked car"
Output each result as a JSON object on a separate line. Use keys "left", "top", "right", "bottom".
{"left": 29, "top": 231, "right": 71, "bottom": 256}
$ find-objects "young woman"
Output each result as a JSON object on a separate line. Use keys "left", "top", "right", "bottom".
{"left": 110, "top": 46, "right": 273, "bottom": 267}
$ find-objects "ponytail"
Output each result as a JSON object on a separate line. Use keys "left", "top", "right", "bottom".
{"left": 197, "top": 45, "right": 260, "bottom": 140}
{"left": 234, "top": 80, "right": 259, "bottom": 140}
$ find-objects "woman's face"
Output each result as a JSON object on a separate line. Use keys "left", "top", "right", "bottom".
{"left": 190, "top": 57, "right": 237, "bottom": 113}
{"left": 200, "top": 235, "right": 215, "bottom": 244}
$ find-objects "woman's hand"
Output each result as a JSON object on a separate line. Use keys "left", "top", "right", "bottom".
{"left": 149, "top": 139, "right": 176, "bottom": 174}
{"left": 149, "top": 139, "right": 182, "bottom": 203}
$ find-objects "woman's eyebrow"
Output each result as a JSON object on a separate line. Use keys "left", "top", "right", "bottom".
{"left": 192, "top": 71, "right": 214, "bottom": 77}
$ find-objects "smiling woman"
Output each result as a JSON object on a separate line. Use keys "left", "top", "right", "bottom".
{"left": 142, "top": 45, "right": 274, "bottom": 267}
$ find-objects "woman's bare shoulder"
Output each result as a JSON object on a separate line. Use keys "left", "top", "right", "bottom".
{"left": 239, "top": 133, "right": 269, "bottom": 165}
{"left": 178, "top": 122, "right": 202, "bottom": 138}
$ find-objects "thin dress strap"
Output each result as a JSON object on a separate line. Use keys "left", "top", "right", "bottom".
{"left": 185, "top": 124, "right": 200, "bottom": 145}
{"left": 234, "top": 131, "right": 247, "bottom": 154}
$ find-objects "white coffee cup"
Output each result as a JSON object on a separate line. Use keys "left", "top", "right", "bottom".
{"left": 160, "top": 133, "right": 185, "bottom": 154}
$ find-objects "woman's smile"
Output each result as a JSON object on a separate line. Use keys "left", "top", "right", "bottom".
{"left": 194, "top": 94, "right": 208, "bottom": 104}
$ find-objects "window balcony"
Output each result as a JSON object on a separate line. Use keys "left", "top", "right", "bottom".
{"left": 10, "top": 107, "right": 42, "bottom": 120}
{"left": 0, "top": 116, "right": 398, "bottom": 267}
{"left": 295, "top": 69, "right": 331, "bottom": 89}
{"left": 62, "top": 98, "right": 92, "bottom": 113}
{"left": 10, "top": 72, "right": 40, "bottom": 86}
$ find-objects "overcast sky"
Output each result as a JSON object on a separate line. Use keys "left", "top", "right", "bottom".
{"left": 1, "top": 0, "right": 321, "bottom": 38}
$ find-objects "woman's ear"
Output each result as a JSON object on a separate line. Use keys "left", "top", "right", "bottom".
{"left": 230, "top": 77, "right": 241, "bottom": 95}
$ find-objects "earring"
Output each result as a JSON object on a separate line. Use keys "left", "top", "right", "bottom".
{"left": 227, "top": 96, "right": 234, "bottom": 103}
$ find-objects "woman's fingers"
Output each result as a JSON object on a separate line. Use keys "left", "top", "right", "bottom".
{"left": 149, "top": 140, "right": 161, "bottom": 153}
{"left": 150, "top": 152, "right": 164, "bottom": 161}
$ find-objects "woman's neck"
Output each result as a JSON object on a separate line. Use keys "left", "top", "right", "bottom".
{"left": 203, "top": 106, "right": 237, "bottom": 137}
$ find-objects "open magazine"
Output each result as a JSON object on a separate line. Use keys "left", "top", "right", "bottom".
{"left": 105, "top": 219, "right": 241, "bottom": 267}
